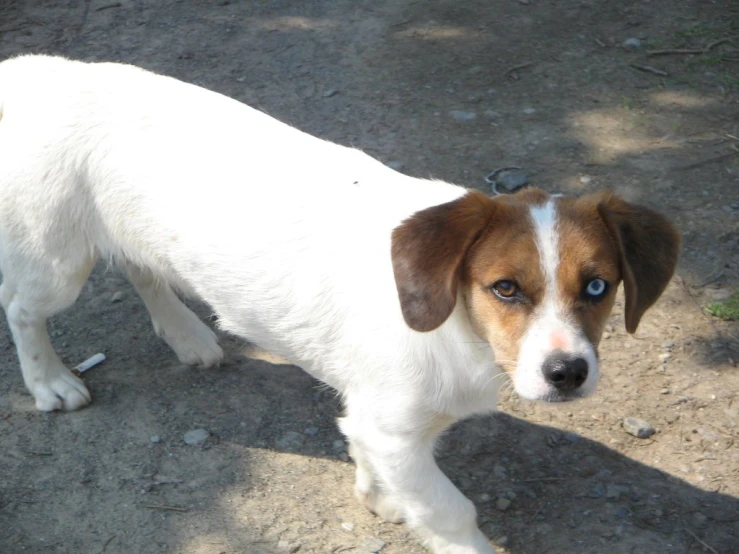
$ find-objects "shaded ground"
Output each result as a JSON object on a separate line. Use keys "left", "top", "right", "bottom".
{"left": 0, "top": 1, "right": 738, "bottom": 553}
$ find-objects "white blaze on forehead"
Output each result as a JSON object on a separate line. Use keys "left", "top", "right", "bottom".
{"left": 529, "top": 199, "right": 560, "bottom": 302}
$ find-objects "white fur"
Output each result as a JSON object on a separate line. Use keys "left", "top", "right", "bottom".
{"left": 0, "top": 55, "right": 498, "bottom": 553}
{"left": 515, "top": 201, "right": 598, "bottom": 400}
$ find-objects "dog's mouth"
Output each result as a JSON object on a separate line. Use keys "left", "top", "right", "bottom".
{"left": 538, "top": 390, "right": 587, "bottom": 403}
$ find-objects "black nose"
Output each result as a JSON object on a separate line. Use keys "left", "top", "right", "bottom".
{"left": 542, "top": 351, "right": 588, "bottom": 391}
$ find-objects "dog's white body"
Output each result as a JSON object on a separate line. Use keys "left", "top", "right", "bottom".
{"left": 0, "top": 56, "right": 498, "bottom": 553}
{"left": 1, "top": 55, "right": 680, "bottom": 554}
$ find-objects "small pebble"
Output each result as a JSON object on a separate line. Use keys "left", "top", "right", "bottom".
{"left": 602, "top": 332, "right": 611, "bottom": 339}
{"left": 386, "top": 160, "right": 405, "bottom": 172}
{"left": 606, "top": 484, "right": 630, "bottom": 500}
{"left": 658, "top": 353, "right": 672, "bottom": 362}
{"left": 622, "top": 37, "right": 642, "bottom": 49}
{"left": 495, "top": 497, "right": 512, "bottom": 511}
{"left": 183, "top": 428, "right": 210, "bottom": 446}
{"left": 150, "top": 435, "right": 161, "bottom": 444}
{"left": 497, "top": 536, "right": 509, "bottom": 546}
{"left": 662, "top": 341, "right": 675, "bottom": 349}
{"left": 277, "top": 540, "right": 301, "bottom": 553}
{"left": 660, "top": 389, "right": 670, "bottom": 395}
{"left": 450, "top": 110, "right": 477, "bottom": 121}
{"left": 493, "top": 464, "right": 507, "bottom": 479}
{"left": 588, "top": 482, "right": 605, "bottom": 499}
{"left": 111, "top": 291, "right": 125, "bottom": 303}
{"left": 341, "top": 521, "right": 355, "bottom": 532}
{"left": 579, "top": 175, "right": 593, "bottom": 185}
{"left": 323, "top": 88, "right": 338, "bottom": 98}
{"left": 623, "top": 417, "right": 655, "bottom": 439}
{"left": 338, "top": 452, "right": 349, "bottom": 462}
{"left": 362, "top": 537, "right": 386, "bottom": 552}
{"left": 494, "top": 170, "right": 529, "bottom": 192}
{"left": 614, "top": 506, "right": 630, "bottom": 518}
{"left": 275, "top": 431, "right": 304, "bottom": 451}
{"left": 332, "top": 439, "right": 346, "bottom": 451}
{"left": 304, "top": 427, "right": 319, "bottom": 436}
{"left": 522, "top": 107, "right": 536, "bottom": 115}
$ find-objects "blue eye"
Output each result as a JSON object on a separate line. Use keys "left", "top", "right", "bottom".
{"left": 584, "top": 278, "right": 608, "bottom": 299}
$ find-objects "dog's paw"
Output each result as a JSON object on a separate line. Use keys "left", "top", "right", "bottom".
{"left": 154, "top": 311, "right": 224, "bottom": 368}
{"left": 29, "top": 369, "right": 91, "bottom": 411}
{"left": 355, "top": 486, "right": 405, "bottom": 524}
{"left": 422, "top": 527, "right": 497, "bottom": 554}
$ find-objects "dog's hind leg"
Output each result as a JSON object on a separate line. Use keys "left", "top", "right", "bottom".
{"left": 0, "top": 259, "right": 95, "bottom": 411}
{"left": 124, "top": 263, "right": 223, "bottom": 368}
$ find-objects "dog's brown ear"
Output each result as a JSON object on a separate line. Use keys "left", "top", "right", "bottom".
{"left": 597, "top": 192, "right": 680, "bottom": 334}
{"left": 391, "top": 190, "right": 494, "bottom": 332}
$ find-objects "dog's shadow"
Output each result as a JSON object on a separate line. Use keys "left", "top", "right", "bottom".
{"left": 197, "top": 351, "right": 739, "bottom": 553}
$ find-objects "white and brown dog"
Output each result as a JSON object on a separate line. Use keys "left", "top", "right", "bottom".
{"left": 0, "top": 55, "right": 679, "bottom": 554}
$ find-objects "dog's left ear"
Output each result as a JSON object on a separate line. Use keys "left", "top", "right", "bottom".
{"left": 391, "top": 191, "right": 494, "bottom": 332}
{"left": 597, "top": 192, "right": 681, "bottom": 334}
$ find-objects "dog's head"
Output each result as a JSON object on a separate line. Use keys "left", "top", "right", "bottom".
{"left": 391, "top": 188, "right": 680, "bottom": 402}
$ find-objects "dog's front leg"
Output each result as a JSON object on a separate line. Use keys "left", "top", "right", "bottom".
{"left": 340, "top": 410, "right": 496, "bottom": 554}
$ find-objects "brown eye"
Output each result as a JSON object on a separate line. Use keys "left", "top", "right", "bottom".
{"left": 491, "top": 280, "right": 520, "bottom": 301}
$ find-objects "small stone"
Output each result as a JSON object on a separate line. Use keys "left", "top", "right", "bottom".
{"left": 622, "top": 37, "right": 642, "bottom": 49}
{"left": 579, "top": 175, "right": 593, "bottom": 185}
{"left": 692, "top": 512, "right": 708, "bottom": 527}
{"left": 493, "top": 464, "right": 507, "bottom": 479}
{"left": 479, "top": 493, "right": 491, "bottom": 502}
{"left": 660, "top": 389, "right": 670, "bottom": 395}
{"left": 277, "top": 540, "right": 301, "bottom": 553}
{"left": 588, "top": 482, "right": 605, "bottom": 498}
{"left": 495, "top": 497, "right": 512, "bottom": 511}
{"left": 111, "top": 291, "right": 125, "bottom": 303}
{"left": 662, "top": 341, "right": 675, "bottom": 349}
{"left": 361, "top": 537, "right": 386, "bottom": 552}
{"left": 386, "top": 160, "right": 405, "bottom": 172}
{"left": 332, "top": 439, "right": 346, "bottom": 451}
{"left": 659, "top": 353, "right": 672, "bottom": 362}
{"left": 602, "top": 332, "right": 611, "bottom": 339}
{"left": 150, "top": 435, "right": 162, "bottom": 444}
{"left": 303, "top": 427, "right": 319, "bottom": 436}
{"left": 606, "top": 484, "right": 630, "bottom": 500}
{"left": 450, "top": 110, "right": 476, "bottom": 121}
{"left": 276, "top": 431, "right": 305, "bottom": 451}
{"left": 522, "top": 107, "right": 536, "bottom": 115}
{"left": 183, "top": 428, "right": 209, "bottom": 446}
{"left": 497, "top": 535, "right": 509, "bottom": 546}
{"left": 323, "top": 88, "right": 338, "bottom": 98}
{"left": 615, "top": 506, "right": 630, "bottom": 518}
{"left": 338, "top": 452, "right": 349, "bottom": 462}
{"left": 493, "top": 170, "right": 529, "bottom": 193}
{"left": 341, "top": 521, "right": 355, "bottom": 532}
{"left": 623, "top": 417, "right": 655, "bottom": 438}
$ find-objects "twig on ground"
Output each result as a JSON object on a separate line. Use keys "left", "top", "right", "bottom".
{"left": 503, "top": 62, "right": 533, "bottom": 79}
{"left": 648, "top": 34, "right": 739, "bottom": 56}
{"left": 670, "top": 149, "right": 738, "bottom": 171}
{"left": 630, "top": 63, "right": 669, "bottom": 77}
{"left": 96, "top": 2, "right": 122, "bottom": 11}
{"left": 142, "top": 504, "right": 188, "bottom": 512}
{"left": 683, "top": 527, "right": 719, "bottom": 554}
{"left": 102, "top": 535, "right": 117, "bottom": 552}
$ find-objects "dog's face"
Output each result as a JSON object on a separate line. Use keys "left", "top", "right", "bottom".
{"left": 392, "top": 188, "right": 680, "bottom": 402}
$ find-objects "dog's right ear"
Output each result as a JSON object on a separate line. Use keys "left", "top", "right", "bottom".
{"left": 391, "top": 191, "right": 494, "bottom": 332}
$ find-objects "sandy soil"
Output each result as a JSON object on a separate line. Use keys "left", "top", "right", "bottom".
{"left": 0, "top": 1, "right": 737, "bottom": 553}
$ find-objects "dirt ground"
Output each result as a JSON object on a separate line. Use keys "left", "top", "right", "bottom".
{"left": 1, "top": 1, "right": 738, "bottom": 553}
